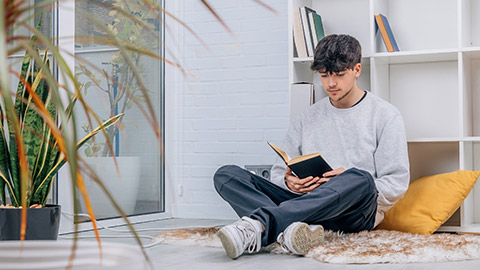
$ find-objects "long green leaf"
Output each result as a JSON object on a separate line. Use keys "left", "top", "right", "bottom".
{"left": 0, "top": 102, "right": 11, "bottom": 205}
{"left": 21, "top": 53, "right": 49, "bottom": 205}
{"left": 64, "top": 93, "right": 79, "bottom": 120}
{"left": 38, "top": 52, "right": 50, "bottom": 103}
{"left": 7, "top": 116, "right": 21, "bottom": 205}
{"left": 0, "top": 172, "right": 18, "bottom": 206}
{"left": 0, "top": 169, "right": 4, "bottom": 205}
{"left": 5, "top": 32, "right": 39, "bottom": 206}
{"left": 14, "top": 49, "right": 31, "bottom": 121}
{"left": 7, "top": 68, "right": 31, "bottom": 204}
{"left": 31, "top": 96, "right": 57, "bottom": 204}
{"left": 31, "top": 74, "right": 55, "bottom": 183}
{"left": 0, "top": 128, "right": 10, "bottom": 205}
{"left": 30, "top": 123, "right": 50, "bottom": 196}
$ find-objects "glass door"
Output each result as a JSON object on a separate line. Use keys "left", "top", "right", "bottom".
{"left": 53, "top": 1, "right": 167, "bottom": 233}
{"left": 72, "top": 0, "right": 165, "bottom": 220}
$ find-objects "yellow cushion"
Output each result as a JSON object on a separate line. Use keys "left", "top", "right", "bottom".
{"left": 377, "top": 170, "right": 480, "bottom": 234}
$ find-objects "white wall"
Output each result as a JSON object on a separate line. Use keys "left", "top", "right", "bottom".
{"left": 166, "top": 0, "right": 289, "bottom": 219}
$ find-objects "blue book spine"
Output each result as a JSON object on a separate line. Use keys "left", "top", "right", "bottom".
{"left": 380, "top": 14, "right": 399, "bottom": 51}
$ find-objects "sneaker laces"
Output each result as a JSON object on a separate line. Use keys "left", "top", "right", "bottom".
{"left": 276, "top": 232, "right": 290, "bottom": 253}
{"left": 236, "top": 221, "right": 260, "bottom": 253}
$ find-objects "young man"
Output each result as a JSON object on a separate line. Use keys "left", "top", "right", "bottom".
{"left": 213, "top": 34, "right": 410, "bottom": 259}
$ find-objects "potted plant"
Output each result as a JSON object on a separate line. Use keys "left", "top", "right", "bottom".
{"left": 0, "top": 41, "right": 123, "bottom": 240}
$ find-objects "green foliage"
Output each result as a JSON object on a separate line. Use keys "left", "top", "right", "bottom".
{"left": 0, "top": 44, "right": 123, "bottom": 207}
{"left": 81, "top": 123, "right": 105, "bottom": 157}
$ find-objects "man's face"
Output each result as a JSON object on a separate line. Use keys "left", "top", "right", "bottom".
{"left": 319, "top": 63, "right": 361, "bottom": 104}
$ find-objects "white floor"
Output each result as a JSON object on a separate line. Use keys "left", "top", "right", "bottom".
{"left": 69, "top": 218, "right": 480, "bottom": 270}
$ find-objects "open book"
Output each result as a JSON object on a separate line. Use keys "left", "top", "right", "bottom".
{"left": 268, "top": 142, "right": 332, "bottom": 179}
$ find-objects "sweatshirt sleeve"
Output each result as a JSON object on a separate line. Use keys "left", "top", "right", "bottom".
{"left": 270, "top": 118, "right": 304, "bottom": 191}
{"left": 373, "top": 113, "right": 410, "bottom": 218}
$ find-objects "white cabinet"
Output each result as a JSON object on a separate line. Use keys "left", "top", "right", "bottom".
{"left": 288, "top": 0, "right": 480, "bottom": 232}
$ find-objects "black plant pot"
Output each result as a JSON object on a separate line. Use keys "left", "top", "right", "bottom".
{"left": 0, "top": 204, "right": 61, "bottom": 240}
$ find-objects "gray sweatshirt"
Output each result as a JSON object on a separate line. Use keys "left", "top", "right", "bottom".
{"left": 270, "top": 92, "right": 410, "bottom": 227}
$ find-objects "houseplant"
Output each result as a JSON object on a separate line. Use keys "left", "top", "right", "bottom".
{"left": 0, "top": 40, "right": 124, "bottom": 240}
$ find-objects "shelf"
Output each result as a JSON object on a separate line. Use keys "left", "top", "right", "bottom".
{"left": 373, "top": 49, "right": 459, "bottom": 64}
{"left": 293, "top": 49, "right": 464, "bottom": 69}
{"left": 438, "top": 226, "right": 462, "bottom": 232}
{"left": 293, "top": 56, "right": 371, "bottom": 64}
{"left": 408, "top": 137, "right": 480, "bottom": 143}
{"left": 408, "top": 138, "right": 461, "bottom": 143}
{"left": 440, "top": 224, "right": 480, "bottom": 234}
{"left": 462, "top": 137, "right": 480, "bottom": 142}
{"left": 462, "top": 47, "right": 480, "bottom": 58}
{"left": 293, "top": 57, "right": 313, "bottom": 63}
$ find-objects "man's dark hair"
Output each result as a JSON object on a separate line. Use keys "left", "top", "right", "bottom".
{"left": 310, "top": 34, "right": 362, "bottom": 73}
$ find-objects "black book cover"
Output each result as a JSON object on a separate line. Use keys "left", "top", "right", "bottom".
{"left": 267, "top": 142, "right": 332, "bottom": 179}
{"left": 288, "top": 155, "right": 333, "bottom": 179}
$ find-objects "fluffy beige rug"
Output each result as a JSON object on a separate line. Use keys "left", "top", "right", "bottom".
{"left": 153, "top": 228, "right": 480, "bottom": 264}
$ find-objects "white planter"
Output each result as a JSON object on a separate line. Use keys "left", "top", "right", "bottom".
{"left": 80, "top": 157, "right": 141, "bottom": 219}
{"left": 0, "top": 240, "right": 148, "bottom": 270}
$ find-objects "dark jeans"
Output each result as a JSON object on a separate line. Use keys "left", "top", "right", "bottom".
{"left": 213, "top": 165, "right": 378, "bottom": 246}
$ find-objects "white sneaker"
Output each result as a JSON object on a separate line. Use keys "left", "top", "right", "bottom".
{"left": 216, "top": 216, "right": 263, "bottom": 259}
{"left": 277, "top": 222, "right": 324, "bottom": 255}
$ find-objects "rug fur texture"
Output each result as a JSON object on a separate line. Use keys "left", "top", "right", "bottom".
{"left": 154, "top": 228, "right": 480, "bottom": 264}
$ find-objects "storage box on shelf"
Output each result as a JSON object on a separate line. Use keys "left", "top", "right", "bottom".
{"left": 288, "top": 0, "right": 480, "bottom": 232}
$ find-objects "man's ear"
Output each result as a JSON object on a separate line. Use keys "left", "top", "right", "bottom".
{"left": 354, "top": 63, "right": 361, "bottom": 78}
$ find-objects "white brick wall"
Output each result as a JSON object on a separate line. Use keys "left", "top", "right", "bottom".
{"left": 166, "top": 0, "right": 289, "bottom": 219}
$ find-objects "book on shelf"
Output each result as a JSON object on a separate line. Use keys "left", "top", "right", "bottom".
{"left": 382, "top": 15, "right": 399, "bottom": 51}
{"left": 290, "top": 82, "right": 315, "bottom": 120}
{"left": 309, "top": 12, "right": 318, "bottom": 48}
{"left": 309, "top": 11, "right": 325, "bottom": 47}
{"left": 267, "top": 142, "right": 332, "bottom": 179}
{"left": 293, "top": 7, "right": 308, "bottom": 58}
{"left": 299, "top": 6, "right": 317, "bottom": 57}
{"left": 375, "top": 14, "right": 399, "bottom": 52}
{"left": 293, "top": 6, "right": 325, "bottom": 58}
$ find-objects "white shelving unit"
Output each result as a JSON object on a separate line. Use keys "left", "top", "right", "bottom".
{"left": 288, "top": 0, "right": 480, "bottom": 232}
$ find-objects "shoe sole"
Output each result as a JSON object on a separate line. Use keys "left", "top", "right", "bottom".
{"left": 217, "top": 228, "right": 239, "bottom": 259}
{"left": 290, "top": 224, "right": 324, "bottom": 255}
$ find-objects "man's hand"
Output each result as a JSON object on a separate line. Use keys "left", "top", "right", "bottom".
{"left": 323, "top": 167, "right": 345, "bottom": 178}
{"left": 284, "top": 167, "right": 345, "bottom": 193}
